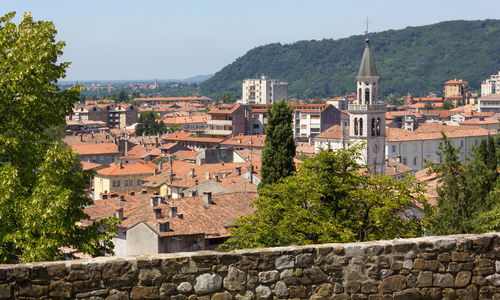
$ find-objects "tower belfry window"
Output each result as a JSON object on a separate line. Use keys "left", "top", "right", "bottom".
{"left": 376, "top": 118, "right": 381, "bottom": 135}
{"left": 371, "top": 118, "right": 375, "bottom": 136}
{"left": 359, "top": 118, "right": 363, "bottom": 135}
{"left": 354, "top": 118, "right": 358, "bottom": 135}
{"left": 358, "top": 88, "right": 362, "bottom": 103}
{"left": 365, "top": 88, "right": 370, "bottom": 104}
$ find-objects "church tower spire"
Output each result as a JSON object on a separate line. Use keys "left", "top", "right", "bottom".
{"left": 349, "top": 38, "right": 386, "bottom": 174}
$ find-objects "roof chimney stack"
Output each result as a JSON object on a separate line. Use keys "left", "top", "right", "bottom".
{"left": 205, "top": 172, "right": 210, "bottom": 181}
{"left": 203, "top": 192, "right": 213, "bottom": 207}
{"left": 189, "top": 168, "right": 195, "bottom": 178}
{"left": 235, "top": 167, "right": 241, "bottom": 176}
{"left": 114, "top": 208, "right": 124, "bottom": 220}
{"left": 158, "top": 221, "right": 170, "bottom": 232}
{"left": 153, "top": 207, "right": 162, "bottom": 219}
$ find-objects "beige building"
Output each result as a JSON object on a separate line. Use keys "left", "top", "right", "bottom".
{"left": 93, "top": 161, "right": 157, "bottom": 200}
{"left": 481, "top": 71, "right": 500, "bottom": 96}
{"left": 69, "top": 103, "right": 138, "bottom": 129}
{"left": 444, "top": 79, "right": 470, "bottom": 107}
{"left": 242, "top": 75, "right": 288, "bottom": 105}
{"left": 205, "top": 105, "right": 252, "bottom": 137}
{"left": 71, "top": 143, "right": 120, "bottom": 165}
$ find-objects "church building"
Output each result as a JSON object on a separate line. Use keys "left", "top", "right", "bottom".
{"left": 314, "top": 38, "right": 387, "bottom": 174}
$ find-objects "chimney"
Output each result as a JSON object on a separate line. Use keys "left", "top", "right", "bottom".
{"left": 205, "top": 172, "right": 210, "bottom": 181}
{"left": 114, "top": 208, "right": 124, "bottom": 220}
{"left": 203, "top": 192, "right": 213, "bottom": 206}
{"left": 214, "top": 174, "right": 219, "bottom": 182}
{"left": 189, "top": 168, "right": 195, "bottom": 178}
{"left": 101, "top": 194, "right": 108, "bottom": 200}
{"left": 235, "top": 167, "right": 241, "bottom": 176}
{"left": 153, "top": 207, "right": 162, "bottom": 219}
{"left": 155, "top": 137, "right": 159, "bottom": 148}
{"left": 120, "top": 195, "right": 125, "bottom": 201}
{"left": 189, "top": 190, "right": 197, "bottom": 197}
{"left": 169, "top": 206, "right": 177, "bottom": 218}
{"left": 119, "top": 162, "right": 123, "bottom": 169}
{"left": 222, "top": 173, "right": 226, "bottom": 179}
{"left": 129, "top": 191, "right": 135, "bottom": 196}
{"left": 150, "top": 196, "right": 159, "bottom": 207}
{"left": 159, "top": 161, "right": 163, "bottom": 171}
{"left": 80, "top": 134, "right": 83, "bottom": 142}
{"left": 158, "top": 220, "right": 170, "bottom": 232}
{"left": 195, "top": 179, "right": 199, "bottom": 186}
{"left": 393, "top": 166, "right": 397, "bottom": 173}
{"left": 177, "top": 213, "right": 184, "bottom": 219}
{"left": 124, "top": 141, "right": 128, "bottom": 156}
{"left": 154, "top": 168, "right": 158, "bottom": 175}
{"left": 397, "top": 155, "right": 402, "bottom": 163}
{"left": 91, "top": 133, "right": 94, "bottom": 138}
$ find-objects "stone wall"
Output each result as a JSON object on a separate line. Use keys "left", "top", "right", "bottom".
{"left": 0, "top": 233, "right": 499, "bottom": 299}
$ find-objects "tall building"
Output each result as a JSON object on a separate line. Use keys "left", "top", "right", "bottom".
{"left": 348, "top": 38, "right": 386, "bottom": 174}
{"left": 242, "top": 75, "right": 288, "bottom": 105}
{"left": 481, "top": 71, "right": 500, "bottom": 96}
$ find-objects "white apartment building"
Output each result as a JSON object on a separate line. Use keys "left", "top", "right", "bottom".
{"left": 481, "top": 71, "right": 500, "bottom": 96}
{"left": 242, "top": 75, "right": 288, "bottom": 105}
{"left": 477, "top": 93, "right": 500, "bottom": 113}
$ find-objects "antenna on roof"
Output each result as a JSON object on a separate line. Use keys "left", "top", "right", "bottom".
{"left": 364, "top": 17, "right": 370, "bottom": 36}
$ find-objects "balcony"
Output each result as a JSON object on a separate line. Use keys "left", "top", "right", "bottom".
{"left": 207, "top": 119, "right": 233, "bottom": 126}
{"left": 348, "top": 103, "right": 386, "bottom": 112}
{"left": 205, "top": 129, "right": 232, "bottom": 136}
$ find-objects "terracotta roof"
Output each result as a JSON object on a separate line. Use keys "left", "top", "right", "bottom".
{"left": 135, "top": 96, "right": 212, "bottom": 102}
{"left": 97, "top": 161, "right": 157, "bottom": 176}
{"left": 386, "top": 123, "right": 490, "bottom": 142}
{"left": 459, "top": 117, "right": 499, "bottom": 125}
{"left": 80, "top": 161, "right": 104, "bottom": 171}
{"left": 444, "top": 79, "right": 468, "bottom": 84}
{"left": 326, "top": 97, "right": 345, "bottom": 101}
{"left": 479, "top": 94, "right": 500, "bottom": 99}
{"left": 384, "top": 158, "right": 413, "bottom": 177}
{"left": 85, "top": 191, "right": 257, "bottom": 238}
{"left": 221, "top": 135, "right": 266, "bottom": 148}
{"left": 314, "top": 125, "right": 349, "bottom": 139}
{"left": 174, "top": 150, "right": 200, "bottom": 161}
{"left": 163, "top": 114, "right": 209, "bottom": 125}
{"left": 71, "top": 143, "right": 119, "bottom": 155}
{"left": 419, "top": 110, "right": 452, "bottom": 119}
{"left": 410, "top": 97, "right": 443, "bottom": 102}
{"left": 450, "top": 105, "right": 479, "bottom": 113}
{"left": 163, "top": 131, "right": 224, "bottom": 144}
{"left": 208, "top": 105, "right": 240, "bottom": 115}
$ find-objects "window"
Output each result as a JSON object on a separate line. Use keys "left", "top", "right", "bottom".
{"left": 310, "top": 115, "right": 320, "bottom": 119}
{"left": 354, "top": 118, "right": 358, "bottom": 135}
{"left": 402, "top": 157, "right": 407, "bottom": 165}
{"left": 359, "top": 118, "right": 363, "bottom": 135}
{"left": 414, "top": 144, "right": 418, "bottom": 152}
{"left": 376, "top": 118, "right": 381, "bottom": 135}
{"left": 371, "top": 118, "right": 375, "bottom": 136}
{"left": 301, "top": 125, "right": 307, "bottom": 129}
{"left": 124, "top": 180, "right": 128, "bottom": 187}
{"left": 474, "top": 139, "right": 478, "bottom": 146}
{"left": 301, "top": 115, "right": 307, "bottom": 119}
{"left": 137, "top": 179, "right": 142, "bottom": 186}
{"left": 426, "top": 143, "right": 431, "bottom": 151}
{"left": 402, "top": 144, "right": 407, "bottom": 153}
{"left": 414, "top": 157, "right": 418, "bottom": 166}
{"left": 128, "top": 180, "right": 133, "bottom": 186}
{"left": 116, "top": 180, "right": 120, "bottom": 187}
{"left": 392, "top": 145, "right": 396, "bottom": 153}
{"left": 310, "top": 127, "right": 320, "bottom": 133}
{"left": 365, "top": 88, "right": 370, "bottom": 104}
{"left": 253, "top": 124, "right": 260, "bottom": 129}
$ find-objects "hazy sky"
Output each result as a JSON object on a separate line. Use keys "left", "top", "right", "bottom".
{"left": 3, "top": 0, "right": 500, "bottom": 81}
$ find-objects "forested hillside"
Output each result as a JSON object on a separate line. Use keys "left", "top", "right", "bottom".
{"left": 200, "top": 19, "right": 500, "bottom": 100}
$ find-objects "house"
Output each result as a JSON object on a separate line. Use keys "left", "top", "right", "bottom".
{"left": 134, "top": 96, "right": 213, "bottom": 106}
{"left": 84, "top": 191, "right": 258, "bottom": 255}
{"left": 93, "top": 161, "right": 157, "bottom": 200}
{"left": 163, "top": 114, "right": 210, "bottom": 132}
{"left": 162, "top": 131, "right": 224, "bottom": 150}
{"left": 70, "top": 142, "right": 120, "bottom": 165}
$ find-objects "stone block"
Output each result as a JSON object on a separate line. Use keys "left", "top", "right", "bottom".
{"left": 288, "top": 285, "right": 306, "bottom": 298}
{"left": 456, "top": 285, "right": 478, "bottom": 299}
{"left": 432, "top": 273, "right": 454, "bottom": 288}
{"left": 345, "top": 281, "right": 361, "bottom": 294}
{"left": 223, "top": 267, "right": 246, "bottom": 292}
{"left": 258, "top": 270, "right": 279, "bottom": 283}
{"left": 193, "top": 273, "right": 222, "bottom": 295}
{"left": 274, "top": 281, "right": 289, "bottom": 298}
{"left": 380, "top": 275, "right": 406, "bottom": 293}
{"left": 130, "top": 286, "right": 159, "bottom": 299}
{"left": 0, "top": 284, "right": 11, "bottom": 300}
{"left": 393, "top": 288, "right": 422, "bottom": 300}
{"left": 361, "top": 281, "right": 378, "bottom": 294}
{"left": 486, "top": 274, "right": 500, "bottom": 287}
{"left": 177, "top": 282, "right": 193, "bottom": 294}
{"left": 255, "top": 285, "right": 271, "bottom": 300}
{"left": 402, "top": 259, "right": 413, "bottom": 270}
{"left": 212, "top": 291, "right": 233, "bottom": 300}
{"left": 437, "top": 253, "right": 451, "bottom": 262}
{"left": 106, "top": 289, "right": 130, "bottom": 300}
{"left": 413, "top": 258, "right": 424, "bottom": 270}
{"left": 275, "top": 255, "right": 294, "bottom": 270}
{"left": 139, "top": 268, "right": 162, "bottom": 286}
{"left": 455, "top": 271, "right": 471, "bottom": 288}
{"left": 102, "top": 259, "right": 137, "bottom": 288}
{"left": 416, "top": 271, "right": 432, "bottom": 287}
{"left": 50, "top": 281, "right": 73, "bottom": 299}
{"left": 303, "top": 266, "right": 328, "bottom": 283}
{"left": 160, "top": 283, "right": 176, "bottom": 297}
{"left": 451, "top": 251, "right": 472, "bottom": 262}
{"left": 279, "top": 269, "right": 293, "bottom": 280}
{"left": 295, "top": 253, "right": 314, "bottom": 267}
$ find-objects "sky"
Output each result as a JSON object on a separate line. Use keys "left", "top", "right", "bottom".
{"left": 3, "top": 0, "right": 500, "bottom": 81}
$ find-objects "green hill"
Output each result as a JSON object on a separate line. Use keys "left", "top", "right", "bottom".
{"left": 200, "top": 19, "right": 500, "bottom": 100}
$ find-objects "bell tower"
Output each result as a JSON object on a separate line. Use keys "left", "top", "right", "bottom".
{"left": 349, "top": 38, "right": 386, "bottom": 174}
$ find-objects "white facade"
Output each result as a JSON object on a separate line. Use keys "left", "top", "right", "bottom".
{"left": 477, "top": 94, "right": 500, "bottom": 113}
{"left": 242, "top": 75, "right": 288, "bottom": 105}
{"left": 386, "top": 135, "right": 486, "bottom": 171}
{"left": 349, "top": 39, "right": 386, "bottom": 175}
{"left": 481, "top": 71, "right": 500, "bottom": 96}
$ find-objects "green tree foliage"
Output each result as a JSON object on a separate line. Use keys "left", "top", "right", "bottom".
{"left": 220, "top": 91, "right": 239, "bottom": 103}
{"left": 223, "top": 147, "right": 430, "bottom": 250}
{"left": 427, "top": 133, "right": 500, "bottom": 235}
{"left": 0, "top": 12, "right": 119, "bottom": 263}
{"left": 259, "top": 99, "right": 295, "bottom": 188}
{"left": 201, "top": 19, "right": 500, "bottom": 99}
{"left": 135, "top": 111, "right": 178, "bottom": 136}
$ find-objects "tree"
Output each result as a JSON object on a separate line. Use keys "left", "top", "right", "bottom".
{"left": 0, "top": 12, "right": 119, "bottom": 263}
{"left": 427, "top": 133, "right": 499, "bottom": 235}
{"left": 424, "top": 101, "right": 434, "bottom": 110}
{"left": 135, "top": 111, "right": 165, "bottom": 136}
{"left": 259, "top": 99, "right": 296, "bottom": 188}
{"left": 222, "top": 146, "right": 430, "bottom": 250}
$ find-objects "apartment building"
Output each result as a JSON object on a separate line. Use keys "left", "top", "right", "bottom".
{"left": 242, "top": 75, "right": 288, "bottom": 105}
{"left": 478, "top": 93, "right": 500, "bottom": 113}
{"left": 69, "top": 103, "right": 138, "bottom": 129}
{"left": 481, "top": 71, "right": 500, "bottom": 96}
{"left": 71, "top": 143, "right": 120, "bottom": 165}
{"left": 250, "top": 103, "right": 342, "bottom": 140}
{"left": 205, "top": 105, "right": 252, "bottom": 137}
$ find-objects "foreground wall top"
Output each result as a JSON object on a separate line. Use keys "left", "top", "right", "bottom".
{"left": 0, "top": 233, "right": 499, "bottom": 299}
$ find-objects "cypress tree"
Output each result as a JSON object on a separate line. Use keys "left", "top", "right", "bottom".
{"left": 259, "top": 99, "right": 296, "bottom": 188}
{"left": 486, "top": 135, "right": 498, "bottom": 173}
